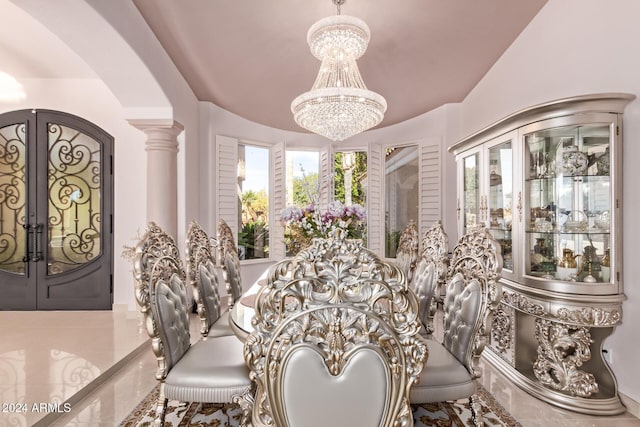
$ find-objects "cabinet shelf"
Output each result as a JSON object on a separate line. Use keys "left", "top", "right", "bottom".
{"left": 526, "top": 230, "right": 610, "bottom": 235}
{"left": 525, "top": 174, "right": 609, "bottom": 182}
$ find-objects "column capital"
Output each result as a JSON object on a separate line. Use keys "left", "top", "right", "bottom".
{"left": 127, "top": 118, "right": 184, "bottom": 134}
{"left": 128, "top": 119, "right": 184, "bottom": 153}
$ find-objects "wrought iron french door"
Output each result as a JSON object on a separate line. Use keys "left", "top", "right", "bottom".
{"left": 0, "top": 110, "right": 113, "bottom": 310}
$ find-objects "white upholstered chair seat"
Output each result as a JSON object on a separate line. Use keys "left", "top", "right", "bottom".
{"left": 205, "top": 310, "right": 233, "bottom": 338}
{"left": 410, "top": 339, "right": 475, "bottom": 403}
{"left": 165, "top": 335, "right": 250, "bottom": 403}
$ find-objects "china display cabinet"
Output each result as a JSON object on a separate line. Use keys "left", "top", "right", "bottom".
{"left": 450, "top": 93, "right": 634, "bottom": 415}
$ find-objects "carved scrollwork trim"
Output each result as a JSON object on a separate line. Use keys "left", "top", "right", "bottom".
{"left": 420, "top": 220, "right": 449, "bottom": 284}
{"left": 185, "top": 221, "right": 220, "bottom": 337}
{"left": 533, "top": 319, "right": 599, "bottom": 398}
{"left": 491, "top": 303, "right": 514, "bottom": 364}
{"left": 395, "top": 220, "right": 420, "bottom": 283}
{"left": 502, "top": 290, "right": 545, "bottom": 316}
{"left": 556, "top": 307, "right": 622, "bottom": 327}
{"left": 501, "top": 289, "right": 622, "bottom": 327}
{"left": 217, "top": 218, "right": 243, "bottom": 307}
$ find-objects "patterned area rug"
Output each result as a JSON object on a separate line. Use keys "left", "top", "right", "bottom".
{"left": 120, "top": 384, "right": 521, "bottom": 426}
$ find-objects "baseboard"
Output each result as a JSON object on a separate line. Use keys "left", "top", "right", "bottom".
{"left": 620, "top": 392, "right": 640, "bottom": 418}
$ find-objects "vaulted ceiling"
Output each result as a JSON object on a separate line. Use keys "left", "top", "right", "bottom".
{"left": 132, "top": 0, "right": 547, "bottom": 131}
{"left": 2, "top": 0, "right": 547, "bottom": 132}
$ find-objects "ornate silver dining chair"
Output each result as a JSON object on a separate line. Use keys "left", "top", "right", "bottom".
{"left": 395, "top": 220, "right": 420, "bottom": 284}
{"left": 131, "top": 222, "right": 251, "bottom": 426}
{"left": 185, "top": 221, "right": 234, "bottom": 339}
{"left": 412, "top": 220, "right": 449, "bottom": 337}
{"left": 241, "top": 236, "right": 428, "bottom": 427}
{"left": 409, "top": 227, "right": 502, "bottom": 427}
{"left": 217, "top": 218, "right": 243, "bottom": 308}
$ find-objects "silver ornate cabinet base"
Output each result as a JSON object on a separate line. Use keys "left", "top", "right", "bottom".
{"left": 485, "top": 282, "right": 625, "bottom": 415}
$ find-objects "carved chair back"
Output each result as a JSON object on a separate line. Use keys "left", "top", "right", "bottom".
{"left": 132, "top": 222, "right": 190, "bottom": 377}
{"left": 185, "top": 221, "right": 223, "bottom": 338}
{"left": 244, "top": 236, "right": 428, "bottom": 427}
{"left": 217, "top": 218, "right": 243, "bottom": 307}
{"left": 413, "top": 220, "right": 449, "bottom": 336}
{"left": 265, "top": 305, "right": 413, "bottom": 427}
{"left": 443, "top": 227, "right": 502, "bottom": 378}
{"left": 395, "top": 220, "right": 420, "bottom": 284}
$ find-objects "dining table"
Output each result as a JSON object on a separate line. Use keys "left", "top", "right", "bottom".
{"left": 228, "top": 267, "right": 268, "bottom": 341}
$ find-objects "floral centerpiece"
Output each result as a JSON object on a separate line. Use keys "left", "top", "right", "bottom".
{"left": 281, "top": 201, "right": 366, "bottom": 255}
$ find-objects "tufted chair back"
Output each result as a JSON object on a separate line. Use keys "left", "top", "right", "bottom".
{"left": 412, "top": 260, "right": 437, "bottom": 330}
{"left": 153, "top": 273, "right": 192, "bottom": 371}
{"left": 217, "top": 218, "right": 243, "bottom": 308}
{"left": 244, "top": 235, "right": 428, "bottom": 427}
{"left": 413, "top": 220, "right": 449, "bottom": 336}
{"left": 185, "top": 221, "right": 223, "bottom": 337}
{"left": 395, "top": 220, "right": 420, "bottom": 284}
{"left": 131, "top": 222, "right": 188, "bottom": 378}
{"left": 442, "top": 273, "right": 482, "bottom": 365}
{"left": 444, "top": 227, "right": 502, "bottom": 378}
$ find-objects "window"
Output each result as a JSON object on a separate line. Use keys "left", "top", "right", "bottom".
{"left": 286, "top": 150, "right": 320, "bottom": 207}
{"left": 385, "top": 145, "right": 419, "bottom": 258}
{"left": 237, "top": 143, "right": 269, "bottom": 260}
{"left": 334, "top": 151, "right": 367, "bottom": 206}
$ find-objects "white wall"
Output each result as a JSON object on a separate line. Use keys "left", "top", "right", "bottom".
{"left": 460, "top": 0, "right": 640, "bottom": 405}
{"left": 0, "top": 78, "right": 147, "bottom": 310}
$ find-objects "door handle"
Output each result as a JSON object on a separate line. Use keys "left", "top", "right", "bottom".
{"left": 32, "top": 223, "right": 43, "bottom": 262}
{"left": 22, "top": 223, "right": 42, "bottom": 262}
{"left": 22, "top": 223, "right": 32, "bottom": 262}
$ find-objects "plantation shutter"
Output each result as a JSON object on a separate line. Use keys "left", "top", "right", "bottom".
{"left": 367, "top": 143, "right": 384, "bottom": 254}
{"left": 215, "top": 135, "right": 239, "bottom": 239}
{"left": 270, "top": 142, "right": 286, "bottom": 260}
{"left": 318, "top": 145, "right": 333, "bottom": 209}
{"left": 419, "top": 140, "right": 442, "bottom": 237}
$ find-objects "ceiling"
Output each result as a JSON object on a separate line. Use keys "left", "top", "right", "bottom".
{"left": 2, "top": 0, "right": 547, "bottom": 133}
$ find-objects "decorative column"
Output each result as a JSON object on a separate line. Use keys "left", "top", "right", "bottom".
{"left": 128, "top": 119, "right": 184, "bottom": 238}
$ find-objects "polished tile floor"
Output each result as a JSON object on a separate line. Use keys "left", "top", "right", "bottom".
{"left": 1, "top": 310, "right": 639, "bottom": 427}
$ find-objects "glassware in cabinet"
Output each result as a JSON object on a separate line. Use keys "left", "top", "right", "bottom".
{"left": 523, "top": 123, "right": 613, "bottom": 285}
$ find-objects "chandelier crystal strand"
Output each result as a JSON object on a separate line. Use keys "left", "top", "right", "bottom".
{"left": 291, "top": 6, "right": 387, "bottom": 142}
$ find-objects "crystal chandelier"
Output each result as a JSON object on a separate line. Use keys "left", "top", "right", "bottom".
{"left": 291, "top": 0, "right": 387, "bottom": 142}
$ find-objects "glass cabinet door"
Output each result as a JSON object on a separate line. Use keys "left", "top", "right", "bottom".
{"left": 486, "top": 139, "right": 515, "bottom": 273}
{"left": 459, "top": 150, "right": 481, "bottom": 235}
{"left": 524, "top": 121, "right": 613, "bottom": 286}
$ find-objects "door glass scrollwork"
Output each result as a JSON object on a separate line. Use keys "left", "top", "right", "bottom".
{"left": 47, "top": 123, "right": 101, "bottom": 275}
{"left": 0, "top": 123, "right": 27, "bottom": 275}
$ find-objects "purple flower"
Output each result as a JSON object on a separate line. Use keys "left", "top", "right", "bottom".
{"left": 347, "top": 204, "right": 366, "bottom": 221}
{"left": 325, "top": 201, "right": 346, "bottom": 219}
{"left": 281, "top": 206, "right": 303, "bottom": 221}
